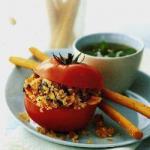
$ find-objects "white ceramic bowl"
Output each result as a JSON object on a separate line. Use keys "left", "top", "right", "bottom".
{"left": 73, "top": 33, "right": 144, "bottom": 92}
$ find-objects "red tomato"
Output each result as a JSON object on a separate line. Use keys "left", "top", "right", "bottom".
{"left": 25, "top": 96, "right": 97, "bottom": 132}
{"left": 34, "top": 59, "right": 104, "bottom": 90}
{"left": 25, "top": 55, "right": 104, "bottom": 132}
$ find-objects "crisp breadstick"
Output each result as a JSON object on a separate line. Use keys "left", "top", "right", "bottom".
{"left": 46, "top": 0, "right": 59, "bottom": 35}
{"left": 48, "top": 0, "right": 65, "bottom": 47}
{"left": 102, "top": 88, "right": 150, "bottom": 118}
{"left": 9, "top": 57, "right": 38, "bottom": 69}
{"left": 52, "top": 0, "right": 64, "bottom": 12}
{"left": 50, "top": 0, "right": 69, "bottom": 48}
{"left": 99, "top": 101, "right": 143, "bottom": 139}
{"left": 51, "top": 0, "right": 80, "bottom": 48}
{"left": 29, "top": 47, "right": 49, "bottom": 61}
{"left": 47, "top": 0, "right": 66, "bottom": 35}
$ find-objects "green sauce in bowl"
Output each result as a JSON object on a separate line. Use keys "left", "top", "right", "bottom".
{"left": 80, "top": 41, "right": 137, "bottom": 57}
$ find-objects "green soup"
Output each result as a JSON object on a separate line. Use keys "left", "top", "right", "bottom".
{"left": 80, "top": 41, "right": 137, "bottom": 57}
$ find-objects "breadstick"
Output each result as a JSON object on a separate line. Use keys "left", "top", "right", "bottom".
{"left": 50, "top": 0, "right": 69, "bottom": 48}
{"left": 29, "top": 47, "right": 49, "bottom": 61}
{"left": 9, "top": 57, "right": 38, "bottom": 69}
{"left": 52, "top": 0, "right": 64, "bottom": 12}
{"left": 99, "top": 101, "right": 143, "bottom": 139}
{"left": 102, "top": 88, "right": 150, "bottom": 118}
{"left": 49, "top": 0, "right": 65, "bottom": 48}
{"left": 46, "top": 0, "right": 59, "bottom": 35}
{"left": 51, "top": 0, "right": 80, "bottom": 48}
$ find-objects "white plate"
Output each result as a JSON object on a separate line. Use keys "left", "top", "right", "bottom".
{"left": 5, "top": 49, "right": 150, "bottom": 148}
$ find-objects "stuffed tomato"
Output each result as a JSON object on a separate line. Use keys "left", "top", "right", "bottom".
{"left": 23, "top": 53, "right": 104, "bottom": 132}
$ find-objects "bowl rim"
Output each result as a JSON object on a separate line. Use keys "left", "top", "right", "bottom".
{"left": 73, "top": 32, "right": 144, "bottom": 60}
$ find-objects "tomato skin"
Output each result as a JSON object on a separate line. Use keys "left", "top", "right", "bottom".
{"left": 34, "top": 59, "right": 104, "bottom": 90}
{"left": 25, "top": 96, "right": 97, "bottom": 132}
{"left": 28, "top": 58, "right": 103, "bottom": 131}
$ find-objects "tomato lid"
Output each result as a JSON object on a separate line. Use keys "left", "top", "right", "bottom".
{"left": 34, "top": 58, "right": 104, "bottom": 90}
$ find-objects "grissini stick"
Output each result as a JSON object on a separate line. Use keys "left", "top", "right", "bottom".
{"left": 52, "top": 0, "right": 64, "bottom": 12}
{"left": 99, "top": 101, "right": 143, "bottom": 140}
{"left": 50, "top": 0, "right": 68, "bottom": 48}
{"left": 102, "top": 88, "right": 150, "bottom": 119}
{"left": 9, "top": 57, "right": 38, "bottom": 69}
{"left": 51, "top": 0, "right": 80, "bottom": 48}
{"left": 29, "top": 47, "right": 49, "bottom": 61}
{"left": 46, "top": 0, "right": 59, "bottom": 35}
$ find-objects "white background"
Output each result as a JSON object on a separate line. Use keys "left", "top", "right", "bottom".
{"left": 1, "top": 0, "right": 150, "bottom": 54}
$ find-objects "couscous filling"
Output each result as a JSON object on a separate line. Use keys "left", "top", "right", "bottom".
{"left": 23, "top": 74, "right": 101, "bottom": 110}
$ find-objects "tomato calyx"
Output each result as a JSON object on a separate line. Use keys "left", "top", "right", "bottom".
{"left": 53, "top": 53, "right": 85, "bottom": 65}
